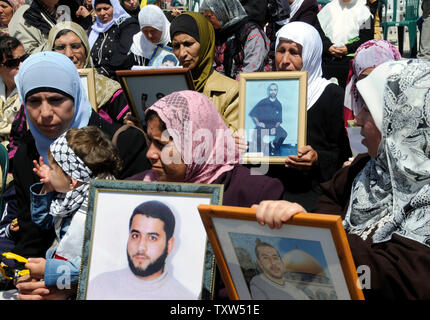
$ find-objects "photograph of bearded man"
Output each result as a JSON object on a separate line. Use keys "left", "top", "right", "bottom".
{"left": 87, "top": 200, "right": 194, "bottom": 299}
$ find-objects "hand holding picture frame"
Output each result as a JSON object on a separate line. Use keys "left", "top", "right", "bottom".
{"left": 116, "top": 68, "right": 195, "bottom": 129}
{"left": 78, "top": 68, "right": 97, "bottom": 112}
{"left": 198, "top": 204, "right": 364, "bottom": 300}
{"left": 239, "top": 71, "right": 307, "bottom": 164}
{"left": 77, "top": 180, "right": 223, "bottom": 300}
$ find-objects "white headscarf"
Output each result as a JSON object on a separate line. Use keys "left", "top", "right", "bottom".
{"left": 88, "top": 0, "right": 131, "bottom": 49}
{"left": 344, "top": 59, "right": 430, "bottom": 247}
{"left": 318, "top": 0, "right": 371, "bottom": 46}
{"left": 275, "top": 21, "right": 331, "bottom": 110}
{"left": 129, "top": 4, "right": 171, "bottom": 59}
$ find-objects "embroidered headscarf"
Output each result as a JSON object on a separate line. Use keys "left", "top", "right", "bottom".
{"left": 48, "top": 131, "right": 93, "bottom": 218}
{"left": 275, "top": 21, "right": 331, "bottom": 110}
{"left": 47, "top": 21, "right": 123, "bottom": 110}
{"left": 143, "top": 90, "right": 240, "bottom": 184}
{"left": 344, "top": 39, "right": 402, "bottom": 116}
{"left": 14, "top": 51, "right": 93, "bottom": 164}
{"left": 200, "top": 0, "right": 248, "bottom": 30}
{"left": 318, "top": 0, "right": 371, "bottom": 46}
{"left": 170, "top": 12, "right": 215, "bottom": 92}
{"left": 88, "top": 0, "right": 130, "bottom": 49}
{"left": 129, "top": 4, "right": 171, "bottom": 60}
{"left": 344, "top": 59, "right": 430, "bottom": 247}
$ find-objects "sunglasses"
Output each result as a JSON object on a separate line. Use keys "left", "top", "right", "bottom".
{"left": 1, "top": 53, "right": 29, "bottom": 68}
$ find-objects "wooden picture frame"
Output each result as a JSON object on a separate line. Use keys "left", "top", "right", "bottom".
{"left": 116, "top": 69, "right": 195, "bottom": 129}
{"left": 77, "top": 180, "right": 223, "bottom": 300}
{"left": 148, "top": 45, "right": 180, "bottom": 67}
{"left": 239, "top": 71, "right": 308, "bottom": 164}
{"left": 78, "top": 68, "right": 97, "bottom": 111}
{"left": 198, "top": 204, "right": 364, "bottom": 300}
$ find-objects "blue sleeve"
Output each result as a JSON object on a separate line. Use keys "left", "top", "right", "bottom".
{"left": 30, "top": 182, "right": 56, "bottom": 230}
{"left": 44, "top": 256, "right": 81, "bottom": 287}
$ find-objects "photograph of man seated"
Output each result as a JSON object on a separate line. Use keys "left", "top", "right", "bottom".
{"left": 249, "top": 83, "right": 288, "bottom": 156}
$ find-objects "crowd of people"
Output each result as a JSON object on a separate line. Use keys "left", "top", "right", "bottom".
{"left": 0, "top": 0, "right": 429, "bottom": 301}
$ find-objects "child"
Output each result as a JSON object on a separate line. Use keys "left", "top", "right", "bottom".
{"left": 24, "top": 126, "right": 122, "bottom": 293}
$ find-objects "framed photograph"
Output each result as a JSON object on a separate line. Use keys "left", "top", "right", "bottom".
{"left": 148, "top": 45, "right": 180, "bottom": 67}
{"left": 78, "top": 68, "right": 97, "bottom": 111}
{"left": 77, "top": 180, "right": 223, "bottom": 300}
{"left": 198, "top": 204, "right": 364, "bottom": 300}
{"left": 116, "top": 69, "right": 195, "bottom": 129}
{"left": 239, "top": 71, "right": 308, "bottom": 164}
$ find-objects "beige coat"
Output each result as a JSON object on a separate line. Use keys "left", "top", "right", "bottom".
{"left": 202, "top": 70, "right": 239, "bottom": 132}
{"left": 8, "top": 4, "right": 52, "bottom": 54}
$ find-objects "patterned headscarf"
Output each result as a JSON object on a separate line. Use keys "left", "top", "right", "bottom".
{"left": 170, "top": 12, "right": 215, "bottom": 92}
{"left": 49, "top": 132, "right": 93, "bottom": 217}
{"left": 344, "top": 59, "right": 430, "bottom": 248}
{"left": 144, "top": 90, "right": 240, "bottom": 184}
{"left": 14, "top": 51, "right": 93, "bottom": 164}
{"left": 129, "top": 4, "right": 171, "bottom": 59}
{"left": 200, "top": 0, "right": 248, "bottom": 30}
{"left": 344, "top": 39, "right": 402, "bottom": 116}
{"left": 275, "top": 22, "right": 331, "bottom": 110}
{"left": 88, "top": 0, "right": 130, "bottom": 49}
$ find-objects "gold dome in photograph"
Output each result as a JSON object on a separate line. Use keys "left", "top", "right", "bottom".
{"left": 283, "top": 249, "right": 325, "bottom": 276}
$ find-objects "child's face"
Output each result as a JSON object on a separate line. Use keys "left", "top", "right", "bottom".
{"left": 49, "top": 159, "right": 73, "bottom": 193}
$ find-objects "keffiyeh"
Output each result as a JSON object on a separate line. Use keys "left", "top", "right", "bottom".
{"left": 344, "top": 59, "right": 430, "bottom": 247}
{"left": 49, "top": 132, "right": 93, "bottom": 218}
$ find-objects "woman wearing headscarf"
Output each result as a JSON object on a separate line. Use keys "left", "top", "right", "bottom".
{"left": 343, "top": 39, "right": 402, "bottom": 126}
{"left": 128, "top": 90, "right": 284, "bottom": 212}
{"left": 200, "top": 0, "right": 271, "bottom": 80}
{"left": 128, "top": 4, "right": 171, "bottom": 66}
{"left": 255, "top": 59, "right": 430, "bottom": 299}
{"left": 0, "top": 0, "right": 25, "bottom": 36}
{"left": 170, "top": 12, "right": 240, "bottom": 132}
{"left": 88, "top": 0, "right": 139, "bottom": 79}
{"left": 270, "top": 21, "right": 351, "bottom": 211}
{"left": 317, "top": 0, "right": 372, "bottom": 89}
{"left": 10, "top": 51, "right": 150, "bottom": 260}
{"left": 47, "top": 21, "right": 130, "bottom": 124}
{"left": 120, "top": 0, "right": 140, "bottom": 18}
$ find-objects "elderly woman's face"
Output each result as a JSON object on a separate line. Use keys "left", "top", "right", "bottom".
{"left": 172, "top": 33, "right": 200, "bottom": 70}
{"left": 142, "top": 26, "right": 162, "bottom": 44}
{"left": 146, "top": 116, "right": 187, "bottom": 182}
{"left": 275, "top": 40, "right": 303, "bottom": 72}
{"left": 202, "top": 10, "right": 222, "bottom": 30}
{"left": 354, "top": 104, "right": 381, "bottom": 158}
{"left": 0, "top": 1, "right": 13, "bottom": 26}
{"left": 53, "top": 32, "right": 86, "bottom": 69}
{"left": 95, "top": 3, "right": 114, "bottom": 24}
{"left": 26, "top": 92, "right": 75, "bottom": 139}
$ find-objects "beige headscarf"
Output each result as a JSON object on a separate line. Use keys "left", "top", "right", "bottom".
{"left": 47, "top": 21, "right": 122, "bottom": 108}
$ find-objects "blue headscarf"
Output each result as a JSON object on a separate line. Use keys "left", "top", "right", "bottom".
{"left": 88, "top": 0, "right": 131, "bottom": 49}
{"left": 14, "top": 51, "right": 93, "bottom": 164}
